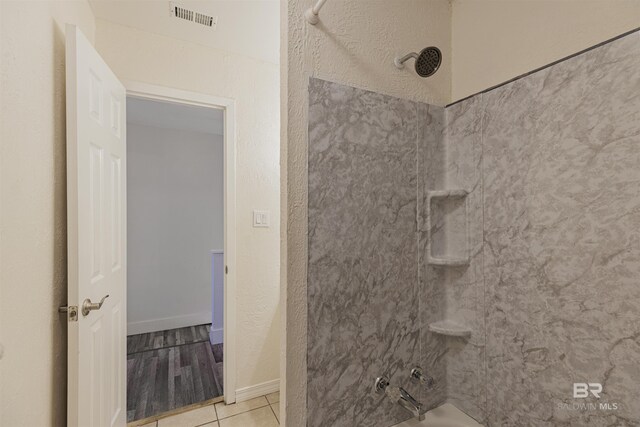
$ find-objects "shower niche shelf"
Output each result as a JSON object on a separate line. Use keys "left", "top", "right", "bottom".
{"left": 427, "top": 189, "right": 469, "bottom": 266}
{"left": 428, "top": 320, "right": 471, "bottom": 338}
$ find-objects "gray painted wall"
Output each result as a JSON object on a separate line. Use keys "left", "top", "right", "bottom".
{"left": 127, "top": 123, "right": 223, "bottom": 334}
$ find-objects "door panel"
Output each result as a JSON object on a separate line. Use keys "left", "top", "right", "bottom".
{"left": 66, "top": 24, "right": 126, "bottom": 427}
{"left": 110, "top": 302, "right": 124, "bottom": 425}
{"left": 111, "top": 156, "right": 123, "bottom": 271}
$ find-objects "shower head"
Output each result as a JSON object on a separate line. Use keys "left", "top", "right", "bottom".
{"left": 394, "top": 47, "right": 442, "bottom": 78}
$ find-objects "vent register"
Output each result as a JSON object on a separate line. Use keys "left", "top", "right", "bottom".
{"left": 170, "top": 2, "right": 218, "bottom": 29}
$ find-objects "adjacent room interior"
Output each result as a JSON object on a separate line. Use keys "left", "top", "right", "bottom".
{"left": 126, "top": 96, "right": 225, "bottom": 422}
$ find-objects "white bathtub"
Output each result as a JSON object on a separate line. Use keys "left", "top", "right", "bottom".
{"left": 392, "top": 403, "right": 483, "bottom": 427}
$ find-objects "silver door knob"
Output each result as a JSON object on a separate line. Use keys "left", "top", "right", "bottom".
{"left": 82, "top": 294, "right": 109, "bottom": 316}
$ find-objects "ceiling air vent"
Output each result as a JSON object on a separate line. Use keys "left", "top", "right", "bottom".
{"left": 194, "top": 12, "right": 216, "bottom": 27}
{"left": 170, "top": 2, "right": 218, "bottom": 29}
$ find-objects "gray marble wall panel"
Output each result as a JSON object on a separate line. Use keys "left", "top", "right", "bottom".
{"left": 307, "top": 78, "right": 445, "bottom": 427}
{"left": 441, "top": 96, "right": 486, "bottom": 421}
{"left": 418, "top": 103, "right": 446, "bottom": 232}
{"left": 418, "top": 103, "right": 448, "bottom": 410}
{"left": 481, "top": 31, "right": 640, "bottom": 425}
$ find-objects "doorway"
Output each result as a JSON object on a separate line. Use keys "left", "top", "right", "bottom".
{"left": 124, "top": 82, "right": 237, "bottom": 422}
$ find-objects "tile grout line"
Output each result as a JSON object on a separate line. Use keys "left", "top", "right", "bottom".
{"left": 215, "top": 398, "right": 270, "bottom": 421}
{"left": 213, "top": 399, "right": 220, "bottom": 424}
{"left": 193, "top": 403, "right": 219, "bottom": 427}
{"left": 159, "top": 395, "right": 277, "bottom": 426}
{"left": 269, "top": 403, "right": 280, "bottom": 424}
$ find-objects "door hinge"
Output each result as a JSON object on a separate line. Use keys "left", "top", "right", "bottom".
{"left": 225, "top": 265, "right": 228, "bottom": 274}
{"left": 59, "top": 305, "right": 78, "bottom": 322}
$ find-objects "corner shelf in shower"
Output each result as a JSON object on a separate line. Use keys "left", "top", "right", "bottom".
{"left": 427, "top": 257, "right": 469, "bottom": 267}
{"left": 428, "top": 320, "right": 472, "bottom": 338}
{"left": 426, "top": 189, "right": 470, "bottom": 266}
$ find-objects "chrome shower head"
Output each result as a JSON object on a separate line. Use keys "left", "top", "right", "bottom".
{"left": 395, "top": 47, "right": 442, "bottom": 78}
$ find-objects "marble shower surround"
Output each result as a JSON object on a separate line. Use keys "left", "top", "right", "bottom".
{"left": 419, "top": 29, "right": 640, "bottom": 425}
{"left": 307, "top": 28, "right": 640, "bottom": 427}
{"left": 479, "top": 30, "right": 640, "bottom": 426}
{"left": 439, "top": 29, "right": 640, "bottom": 426}
{"left": 307, "top": 78, "right": 445, "bottom": 427}
{"left": 436, "top": 95, "right": 485, "bottom": 421}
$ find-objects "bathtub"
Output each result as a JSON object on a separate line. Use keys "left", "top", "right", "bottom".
{"left": 392, "top": 403, "right": 483, "bottom": 427}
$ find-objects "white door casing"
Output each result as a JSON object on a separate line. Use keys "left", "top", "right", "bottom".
{"left": 124, "top": 81, "right": 237, "bottom": 404}
{"left": 66, "top": 24, "right": 127, "bottom": 427}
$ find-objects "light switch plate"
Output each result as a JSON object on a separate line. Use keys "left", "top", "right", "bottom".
{"left": 253, "top": 210, "right": 270, "bottom": 228}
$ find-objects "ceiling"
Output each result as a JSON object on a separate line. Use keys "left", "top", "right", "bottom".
{"left": 89, "top": 0, "right": 280, "bottom": 64}
{"left": 127, "top": 96, "right": 224, "bottom": 135}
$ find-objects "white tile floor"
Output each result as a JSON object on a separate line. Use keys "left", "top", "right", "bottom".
{"left": 138, "top": 393, "right": 280, "bottom": 427}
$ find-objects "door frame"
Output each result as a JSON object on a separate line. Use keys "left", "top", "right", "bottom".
{"left": 123, "top": 81, "right": 238, "bottom": 404}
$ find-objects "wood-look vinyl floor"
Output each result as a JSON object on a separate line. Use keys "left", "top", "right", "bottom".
{"left": 127, "top": 324, "right": 223, "bottom": 422}
{"left": 127, "top": 324, "right": 212, "bottom": 353}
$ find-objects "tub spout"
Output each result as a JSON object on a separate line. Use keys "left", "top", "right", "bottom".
{"left": 393, "top": 386, "right": 427, "bottom": 421}
{"left": 375, "top": 376, "right": 427, "bottom": 421}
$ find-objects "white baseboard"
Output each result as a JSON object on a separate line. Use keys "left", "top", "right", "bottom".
{"left": 235, "top": 379, "right": 280, "bottom": 403}
{"left": 127, "top": 312, "right": 212, "bottom": 336}
{"left": 209, "top": 327, "right": 223, "bottom": 345}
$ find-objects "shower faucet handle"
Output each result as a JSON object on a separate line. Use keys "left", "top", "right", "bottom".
{"left": 374, "top": 376, "right": 390, "bottom": 394}
{"left": 411, "top": 366, "right": 434, "bottom": 389}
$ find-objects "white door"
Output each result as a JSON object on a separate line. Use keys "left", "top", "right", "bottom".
{"left": 65, "top": 24, "right": 126, "bottom": 427}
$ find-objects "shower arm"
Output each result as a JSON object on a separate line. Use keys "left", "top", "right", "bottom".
{"left": 305, "top": 0, "right": 329, "bottom": 25}
{"left": 394, "top": 52, "right": 419, "bottom": 69}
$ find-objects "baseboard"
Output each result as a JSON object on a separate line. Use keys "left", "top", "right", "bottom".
{"left": 209, "top": 327, "right": 223, "bottom": 345}
{"left": 127, "top": 312, "right": 212, "bottom": 335}
{"left": 235, "top": 379, "right": 280, "bottom": 403}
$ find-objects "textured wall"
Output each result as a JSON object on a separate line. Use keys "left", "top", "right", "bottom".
{"left": 451, "top": 0, "right": 640, "bottom": 101}
{"left": 301, "top": 1, "right": 451, "bottom": 106}
{"left": 95, "top": 20, "right": 281, "bottom": 393}
{"left": 308, "top": 78, "right": 446, "bottom": 427}
{"left": 0, "top": 1, "right": 95, "bottom": 425}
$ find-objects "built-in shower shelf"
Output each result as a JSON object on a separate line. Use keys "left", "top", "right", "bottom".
{"left": 427, "top": 257, "right": 469, "bottom": 266}
{"left": 427, "top": 189, "right": 469, "bottom": 266}
{"left": 428, "top": 189, "right": 468, "bottom": 199}
{"left": 428, "top": 320, "right": 471, "bottom": 338}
